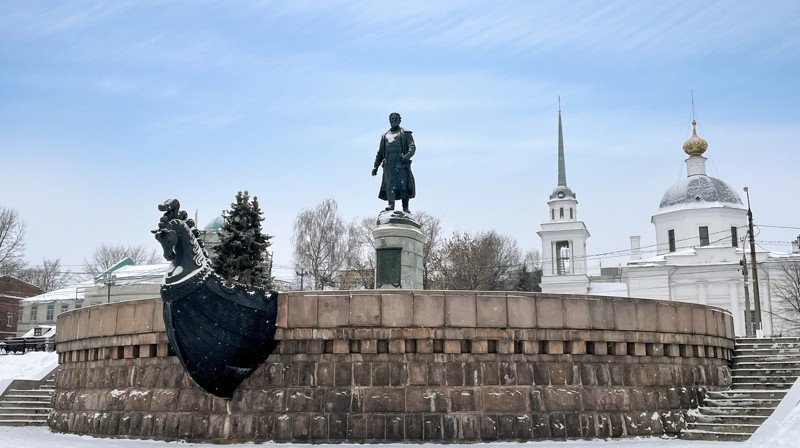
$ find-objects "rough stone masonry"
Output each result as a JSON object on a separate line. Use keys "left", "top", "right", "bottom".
{"left": 50, "top": 291, "right": 733, "bottom": 442}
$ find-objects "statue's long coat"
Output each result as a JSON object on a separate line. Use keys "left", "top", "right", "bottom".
{"left": 374, "top": 128, "right": 416, "bottom": 201}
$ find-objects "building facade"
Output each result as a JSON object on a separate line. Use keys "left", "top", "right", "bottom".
{"left": 0, "top": 276, "right": 42, "bottom": 339}
{"left": 16, "top": 263, "right": 167, "bottom": 336}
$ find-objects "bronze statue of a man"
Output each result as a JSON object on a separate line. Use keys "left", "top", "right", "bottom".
{"left": 372, "top": 112, "right": 416, "bottom": 213}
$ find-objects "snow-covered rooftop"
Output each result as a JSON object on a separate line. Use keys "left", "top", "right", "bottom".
{"left": 103, "top": 263, "right": 169, "bottom": 286}
{"left": 20, "top": 282, "right": 92, "bottom": 303}
{"left": 19, "top": 325, "right": 55, "bottom": 338}
{"left": 20, "top": 264, "right": 169, "bottom": 304}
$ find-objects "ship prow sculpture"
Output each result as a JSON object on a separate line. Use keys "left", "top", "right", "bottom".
{"left": 152, "top": 199, "right": 278, "bottom": 398}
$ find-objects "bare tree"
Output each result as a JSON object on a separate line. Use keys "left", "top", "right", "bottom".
{"left": 342, "top": 217, "right": 377, "bottom": 289}
{"left": 292, "top": 198, "right": 355, "bottom": 290}
{"left": 18, "top": 258, "right": 72, "bottom": 292}
{"left": 0, "top": 206, "right": 26, "bottom": 274}
{"left": 83, "top": 243, "right": 161, "bottom": 278}
{"left": 415, "top": 211, "right": 442, "bottom": 289}
{"left": 770, "top": 257, "right": 800, "bottom": 335}
{"left": 432, "top": 230, "right": 521, "bottom": 291}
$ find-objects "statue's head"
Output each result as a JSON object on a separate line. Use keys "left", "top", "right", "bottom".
{"left": 389, "top": 112, "right": 401, "bottom": 127}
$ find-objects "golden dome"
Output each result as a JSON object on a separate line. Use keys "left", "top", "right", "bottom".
{"left": 682, "top": 119, "right": 708, "bottom": 156}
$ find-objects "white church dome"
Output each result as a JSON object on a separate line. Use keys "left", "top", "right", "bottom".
{"left": 659, "top": 175, "right": 744, "bottom": 209}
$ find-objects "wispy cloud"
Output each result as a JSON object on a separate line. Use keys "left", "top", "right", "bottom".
{"left": 0, "top": 2, "right": 137, "bottom": 39}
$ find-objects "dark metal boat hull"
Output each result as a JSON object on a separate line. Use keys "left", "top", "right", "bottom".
{"left": 161, "top": 272, "right": 277, "bottom": 398}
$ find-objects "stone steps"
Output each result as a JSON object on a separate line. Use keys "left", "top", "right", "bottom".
{"left": 732, "top": 367, "right": 800, "bottom": 376}
{"left": 0, "top": 407, "right": 51, "bottom": 414}
{"left": 0, "top": 400, "right": 51, "bottom": 408}
{"left": 705, "top": 389, "right": 786, "bottom": 400}
{"left": 693, "top": 414, "right": 767, "bottom": 425}
{"left": 680, "top": 337, "right": 800, "bottom": 442}
{"left": 733, "top": 361, "right": 800, "bottom": 370}
{"left": 688, "top": 422, "right": 763, "bottom": 434}
{"left": 731, "top": 382, "right": 794, "bottom": 390}
{"left": 0, "top": 371, "right": 57, "bottom": 427}
{"left": 701, "top": 406, "right": 776, "bottom": 416}
{"left": 681, "top": 429, "right": 752, "bottom": 442}
{"left": 703, "top": 398, "right": 783, "bottom": 408}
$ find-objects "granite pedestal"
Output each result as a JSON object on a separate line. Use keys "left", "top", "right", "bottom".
{"left": 372, "top": 211, "right": 424, "bottom": 290}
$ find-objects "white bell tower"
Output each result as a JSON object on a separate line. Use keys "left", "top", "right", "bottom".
{"left": 537, "top": 99, "right": 591, "bottom": 293}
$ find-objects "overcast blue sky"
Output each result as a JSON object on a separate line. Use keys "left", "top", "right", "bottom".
{"left": 1, "top": 1, "right": 798, "bottom": 281}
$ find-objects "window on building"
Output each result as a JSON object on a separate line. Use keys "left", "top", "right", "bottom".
{"left": 60, "top": 303, "right": 69, "bottom": 315}
{"left": 30, "top": 305, "right": 38, "bottom": 322}
{"left": 559, "top": 207, "right": 564, "bottom": 218}
{"left": 5, "top": 312, "right": 11, "bottom": 328}
{"left": 569, "top": 208, "right": 573, "bottom": 219}
{"left": 555, "top": 241, "right": 571, "bottom": 275}
{"left": 34, "top": 327, "right": 43, "bottom": 336}
{"left": 75, "top": 301, "right": 83, "bottom": 309}
{"left": 551, "top": 209, "right": 554, "bottom": 220}
{"left": 731, "top": 226, "right": 738, "bottom": 247}
{"left": 699, "top": 226, "right": 709, "bottom": 246}
{"left": 668, "top": 229, "right": 676, "bottom": 252}
{"left": 46, "top": 304, "right": 55, "bottom": 321}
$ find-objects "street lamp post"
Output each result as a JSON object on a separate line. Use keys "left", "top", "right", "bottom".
{"left": 103, "top": 274, "right": 117, "bottom": 304}
{"left": 744, "top": 187, "right": 762, "bottom": 335}
{"left": 295, "top": 267, "right": 307, "bottom": 291}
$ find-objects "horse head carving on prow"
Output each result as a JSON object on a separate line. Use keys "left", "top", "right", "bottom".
{"left": 152, "top": 198, "right": 278, "bottom": 399}
{"left": 152, "top": 199, "right": 209, "bottom": 283}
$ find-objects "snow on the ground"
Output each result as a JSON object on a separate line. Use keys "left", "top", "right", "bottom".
{"left": 749, "top": 378, "right": 800, "bottom": 448}
{"left": 0, "top": 351, "right": 59, "bottom": 395}
{"left": 0, "top": 353, "right": 757, "bottom": 446}
{"left": 0, "top": 428, "right": 749, "bottom": 448}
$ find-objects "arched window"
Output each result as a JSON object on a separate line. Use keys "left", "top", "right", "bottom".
{"left": 559, "top": 207, "right": 564, "bottom": 218}
{"left": 570, "top": 208, "right": 573, "bottom": 219}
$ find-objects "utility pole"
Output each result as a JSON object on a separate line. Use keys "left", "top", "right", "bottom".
{"left": 744, "top": 187, "right": 762, "bottom": 334}
{"left": 296, "top": 268, "right": 308, "bottom": 291}
{"left": 740, "top": 238, "right": 753, "bottom": 337}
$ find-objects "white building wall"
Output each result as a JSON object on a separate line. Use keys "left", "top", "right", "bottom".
{"left": 653, "top": 207, "right": 746, "bottom": 255}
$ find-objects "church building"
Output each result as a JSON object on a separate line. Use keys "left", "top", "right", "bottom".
{"left": 539, "top": 107, "right": 800, "bottom": 337}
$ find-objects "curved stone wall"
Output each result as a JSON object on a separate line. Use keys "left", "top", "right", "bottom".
{"left": 50, "top": 291, "right": 733, "bottom": 442}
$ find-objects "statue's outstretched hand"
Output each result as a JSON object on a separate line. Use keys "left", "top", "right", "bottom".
{"left": 371, "top": 168, "right": 378, "bottom": 176}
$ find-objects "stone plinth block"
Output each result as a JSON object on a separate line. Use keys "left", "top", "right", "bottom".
{"left": 564, "top": 299, "right": 590, "bottom": 329}
{"left": 350, "top": 294, "right": 381, "bottom": 326}
{"left": 381, "top": 294, "right": 413, "bottom": 327}
{"left": 537, "top": 297, "right": 564, "bottom": 328}
{"left": 318, "top": 295, "right": 350, "bottom": 327}
{"left": 476, "top": 295, "right": 507, "bottom": 328}
{"left": 507, "top": 295, "right": 536, "bottom": 328}
{"left": 287, "top": 294, "right": 318, "bottom": 327}
{"left": 445, "top": 294, "right": 477, "bottom": 327}
{"left": 413, "top": 295, "right": 444, "bottom": 327}
{"left": 373, "top": 219, "right": 425, "bottom": 290}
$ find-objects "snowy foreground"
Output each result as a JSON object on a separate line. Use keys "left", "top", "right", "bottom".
{"left": 1, "top": 353, "right": 798, "bottom": 447}
{"left": 0, "top": 428, "right": 749, "bottom": 448}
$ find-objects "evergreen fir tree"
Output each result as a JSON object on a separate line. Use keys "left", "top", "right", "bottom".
{"left": 212, "top": 191, "right": 273, "bottom": 289}
{"left": 515, "top": 264, "right": 532, "bottom": 291}
{"left": 515, "top": 264, "right": 543, "bottom": 292}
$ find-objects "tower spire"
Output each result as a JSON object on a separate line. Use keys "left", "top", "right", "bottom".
{"left": 557, "top": 97, "right": 567, "bottom": 187}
